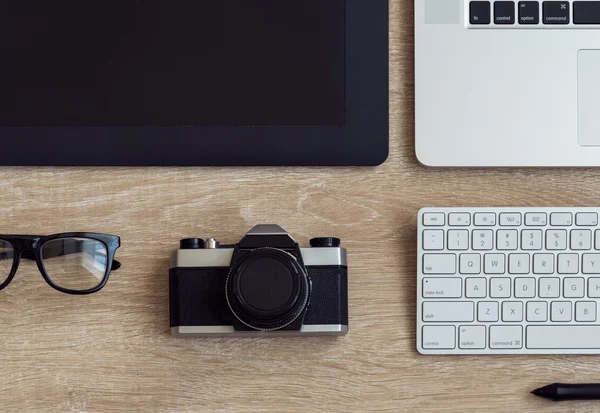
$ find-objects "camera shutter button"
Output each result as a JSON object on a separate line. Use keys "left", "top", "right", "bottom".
{"left": 204, "top": 238, "right": 220, "bottom": 249}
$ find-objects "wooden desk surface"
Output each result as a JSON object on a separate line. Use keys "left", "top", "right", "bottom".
{"left": 1, "top": 2, "right": 599, "bottom": 412}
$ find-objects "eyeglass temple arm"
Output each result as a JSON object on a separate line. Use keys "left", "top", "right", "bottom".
{"left": 0, "top": 246, "right": 121, "bottom": 271}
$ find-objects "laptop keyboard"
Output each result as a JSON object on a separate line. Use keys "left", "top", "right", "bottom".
{"left": 469, "top": 1, "right": 600, "bottom": 26}
{"left": 417, "top": 207, "right": 600, "bottom": 355}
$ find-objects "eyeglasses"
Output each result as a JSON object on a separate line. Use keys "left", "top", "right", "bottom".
{"left": 0, "top": 233, "right": 121, "bottom": 294}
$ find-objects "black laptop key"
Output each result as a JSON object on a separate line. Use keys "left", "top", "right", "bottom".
{"left": 574, "top": 2, "right": 600, "bottom": 24}
{"left": 518, "top": 1, "right": 540, "bottom": 24}
{"left": 495, "top": 1, "right": 516, "bottom": 24}
{"left": 470, "top": 1, "right": 491, "bottom": 24}
{"left": 543, "top": 1, "right": 570, "bottom": 24}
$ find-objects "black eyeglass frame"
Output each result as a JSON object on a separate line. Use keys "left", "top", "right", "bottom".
{"left": 0, "top": 232, "right": 121, "bottom": 295}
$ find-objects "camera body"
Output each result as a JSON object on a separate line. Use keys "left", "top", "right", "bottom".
{"left": 169, "top": 225, "right": 348, "bottom": 337}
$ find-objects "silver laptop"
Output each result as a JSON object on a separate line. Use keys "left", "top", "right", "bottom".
{"left": 415, "top": 0, "right": 600, "bottom": 167}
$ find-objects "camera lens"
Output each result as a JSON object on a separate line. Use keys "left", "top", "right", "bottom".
{"left": 226, "top": 248, "right": 310, "bottom": 331}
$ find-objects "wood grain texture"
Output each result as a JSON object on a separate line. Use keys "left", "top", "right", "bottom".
{"left": 1, "top": 1, "right": 600, "bottom": 412}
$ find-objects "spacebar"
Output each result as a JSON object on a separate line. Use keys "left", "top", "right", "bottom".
{"left": 574, "top": 2, "right": 600, "bottom": 24}
{"left": 527, "top": 326, "right": 600, "bottom": 349}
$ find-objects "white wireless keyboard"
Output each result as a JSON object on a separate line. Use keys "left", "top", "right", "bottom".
{"left": 417, "top": 207, "right": 600, "bottom": 355}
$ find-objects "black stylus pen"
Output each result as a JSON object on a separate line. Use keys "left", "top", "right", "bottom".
{"left": 533, "top": 383, "right": 600, "bottom": 401}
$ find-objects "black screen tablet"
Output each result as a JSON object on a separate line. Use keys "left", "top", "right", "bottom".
{"left": 0, "top": 0, "right": 388, "bottom": 166}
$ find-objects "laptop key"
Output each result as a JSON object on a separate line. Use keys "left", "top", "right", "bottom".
{"left": 495, "top": 1, "right": 516, "bottom": 24}
{"left": 518, "top": 1, "right": 540, "bottom": 24}
{"left": 470, "top": 1, "right": 491, "bottom": 24}
{"left": 574, "top": 1, "right": 600, "bottom": 24}
{"left": 543, "top": 1, "right": 570, "bottom": 24}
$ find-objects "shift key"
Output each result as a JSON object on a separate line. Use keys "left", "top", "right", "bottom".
{"left": 574, "top": 1, "right": 600, "bottom": 24}
{"left": 423, "top": 302, "right": 474, "bottom": 322}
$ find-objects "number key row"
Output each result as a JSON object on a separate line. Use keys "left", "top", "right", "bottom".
{"left": 424, "top": 229, "right": 600, "bottom": 251}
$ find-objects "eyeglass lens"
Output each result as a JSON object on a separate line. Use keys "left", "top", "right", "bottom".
{"left": 41, "top": 238, "right": 108, "bottom": 291}
{"left": 0, "top": 240, "right": 14, "bottom": 284}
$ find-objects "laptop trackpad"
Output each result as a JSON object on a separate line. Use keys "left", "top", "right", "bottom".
{"left": 579, "top": 50, "right": 600, "bottom": 146}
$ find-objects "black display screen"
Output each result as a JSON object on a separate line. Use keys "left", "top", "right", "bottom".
{"left": 0, "top": 0, "right": 346, "bottom": 127}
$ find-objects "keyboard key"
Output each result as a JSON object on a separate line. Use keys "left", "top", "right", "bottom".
{"left": 558, "top": 253, "right": 579, "bottom": 274}
{"left": 459, "top": 325, "right": 486, "bottom": 349}
{"left": 423, "top": 254, "right": 456, "bottom": 274}
{"left": 500, "top": 213, "right": 521, "bottom": 226}
{"left": 460, "top": 254, "right": 481, "bottom": 274}
{"left": 490, "top": 326, "right": 523, "bottom": 349}
{"left": 550, "top": 213, "right": 572, "bottom": 226}
{"left": 527, "top": 301, "right": 548, "bottom": 322}
{"left": 539, "top": 277, "right": 560, "bottom": 298}
{"left": 490, "top": 278, "right": 511, "bottom": 298}
{"left": 484, "top": 253, "right": 505, "bottom": 274}
{"left": 497, "top": 229, "right": 518, "bottom": 250}
{"left": 447, "top": 230, "right": 469, "bottom": 250}
{"left": 423, "top": 213, "right": 445, "bottom": 226}
{"left": 472, "top": 230, "right": 493, "bottom": 250}
{"left": 448, "top": 213, "right": 471, "bottom": 226}
{"left": 525, "top": 212, "right": 547, "bottom": 226}
{"left": 576, "top": 301, "right": 597, "bottom": 322}
{"left": 542, "top": 1, "right": 570, "bottom": 24}
{"left": 583, "top": 254, "right": 600, "bottom": 274}
{"left": 422, "top": 326, "right": 455, "bottom": 349}
{"left": 589, "top": 278, "right": 600, "bottom": 298}
{"left": 518, "top": 1, "right": 540, "bottom": 24}
{"left": 509, "top": 253, "right": 530, "bottom": 274}
{"left": 546, "top": 229, "right": 567, "bottom": 250}
{"left": 527, "top": 326, "right": 600, "bottom": 349}
{"left": 574, "top": 1, "right": 600, "bottom": 24}
{"left": 521, "top": 229, "right": 542, "bottom": 250}
{"left": 478, "top": 301, "right": 499, "bottom": 322}
{"left": 474, "top": 213, "right": 496, "bottom": 226}
{"left": 596, "top": 230, "right": 600, "bottom": 249}
{"left": 577, "top": 213, "right": 599, "bottom": 226}
{"left": 533, "top": 253, "right": 554, "bottom": 274}
{"left": 466, "top": 278, "right": 487, "bottom": 298}
{"left": 495, "top": 1, "right": 516, "bottom": 24}
{"left": 423, "top": 278, "right": 462, "bottom": 299}
{"left": 503, "top": 302, "right": 524, "bottom": 322}
{"left": 515, "top": 277, "right": 536, "bottom": 298}
{"left": 423, "top": 302, "right": 474, "bottom": 322}
{"left": 470, "top": 1, "right": 492, "bottom": 24}
{"left": 571, "top": 230, "right": 592, "bottom": 250}
{"left": 564, "top": 277, "right": 585, "bottom": 298}
{"left": 423, "top": 230, "right": 444, "bottom": 250}
{"left": 551, "top": 301, "right": 572, "bottom": 322}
